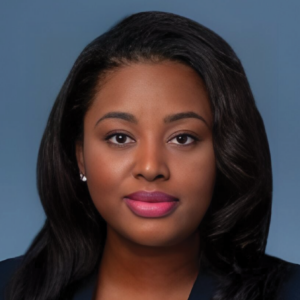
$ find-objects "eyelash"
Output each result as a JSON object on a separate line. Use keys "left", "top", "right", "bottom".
{"left": 104, "top": 131, "right": 199, "bottom": 148}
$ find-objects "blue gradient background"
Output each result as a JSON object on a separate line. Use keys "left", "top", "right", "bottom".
{"left": 0, "top": 1, "right": 299, "bottom": 263}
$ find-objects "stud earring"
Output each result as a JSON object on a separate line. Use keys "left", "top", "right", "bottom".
{"left": 80, "top": 172, "right": 87, "bottom": 182}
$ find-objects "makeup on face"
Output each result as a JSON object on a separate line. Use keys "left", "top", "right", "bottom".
{"left": 123, "top": 190, "right": 179, "bottom": 218}
{"left": 77, "top": 61, "right": 216, "bottom": 247}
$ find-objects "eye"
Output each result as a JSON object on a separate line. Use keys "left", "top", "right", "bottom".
{"left": 105, "top": 132, "right": 135, "bottom": 147}
{"left": 105, "top": 132, "right": 198, "bottom": 147}
{"left": 168, "top": 133, "right": 198, "bottom": 146}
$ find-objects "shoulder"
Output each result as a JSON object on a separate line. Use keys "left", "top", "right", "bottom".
{"left": 0, "top": 256, "right": 24, "bottom": 300}
{"left": 280, "top": 259, "right": 300, "bottom": 299}
{"left": 263, "top": 254, "right": 300, "bottom": 299}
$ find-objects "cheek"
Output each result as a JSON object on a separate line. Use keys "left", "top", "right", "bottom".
{"left": 174, "top": 143, "right": 216, "bottom": 223}
{"left": 83, "top": 143, "right": 131, "bottom": 215}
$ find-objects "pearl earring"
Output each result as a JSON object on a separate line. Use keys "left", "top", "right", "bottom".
{"left": 80, "top": 172, "right": 87, "bottom": 182}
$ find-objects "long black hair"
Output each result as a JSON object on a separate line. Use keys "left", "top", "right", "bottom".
{"left": 6, "top": 11, "right": 286, "bottom": 300}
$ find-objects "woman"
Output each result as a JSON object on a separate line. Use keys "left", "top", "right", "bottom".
{"left": 0, "top": 11, "right": 299, "bottom": 300}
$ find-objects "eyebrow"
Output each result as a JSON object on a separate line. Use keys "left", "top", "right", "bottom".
{"left": 95, "top": 111, "right": 209, "bottom": 128}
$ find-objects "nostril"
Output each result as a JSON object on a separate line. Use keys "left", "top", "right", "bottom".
{"left": 135, "top": 172, "right": 167, "bottom": 182}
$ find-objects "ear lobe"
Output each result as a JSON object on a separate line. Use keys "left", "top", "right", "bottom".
{"left": 75, "top": 141, "right": 85, "bottom": 174}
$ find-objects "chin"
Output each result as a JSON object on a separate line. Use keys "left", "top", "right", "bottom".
{"left": 124, "top": 228, "right": 193, "bottom": 248}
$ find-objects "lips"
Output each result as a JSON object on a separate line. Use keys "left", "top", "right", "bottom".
{"left": 123, "top": 191, "right": 179, "bottom": 218}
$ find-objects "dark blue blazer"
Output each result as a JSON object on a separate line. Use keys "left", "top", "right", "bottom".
{"left": 1, "top": 255, "right": 299, "bottom": 299}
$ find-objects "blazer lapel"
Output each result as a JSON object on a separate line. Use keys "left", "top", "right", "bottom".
{"left": 72, "top": 272, "right": 97, "bottom": 300}
{"left": 187, "top": 269, "right": 216, "bottom": 300}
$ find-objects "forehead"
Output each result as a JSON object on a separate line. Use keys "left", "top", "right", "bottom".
{"left": 87, "top": 61, "right": 212, "bottom": 125}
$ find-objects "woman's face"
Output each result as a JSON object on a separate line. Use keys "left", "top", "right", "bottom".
{"left": 76, "top": 61, "right": 216, "bottom": 247}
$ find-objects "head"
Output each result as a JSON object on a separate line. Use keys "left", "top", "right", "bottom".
{"left": 38, "top": 10, "right": 272, "bottom": 281}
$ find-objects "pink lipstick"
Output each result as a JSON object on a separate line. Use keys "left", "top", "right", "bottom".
{"left": 123, "top": 191, "right": 179, "bottom": 218}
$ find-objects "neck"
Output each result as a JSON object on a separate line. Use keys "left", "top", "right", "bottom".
{"left": 94, "top": 226, "right": 201, "bottom": 300}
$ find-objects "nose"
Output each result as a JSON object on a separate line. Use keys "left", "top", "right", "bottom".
{"left": 132, "top": 139, "right": 170, "bottom": 182}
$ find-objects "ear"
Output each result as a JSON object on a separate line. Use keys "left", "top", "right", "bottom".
{"left": 76, "top": 140, "right": 85, "bottom": 174}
